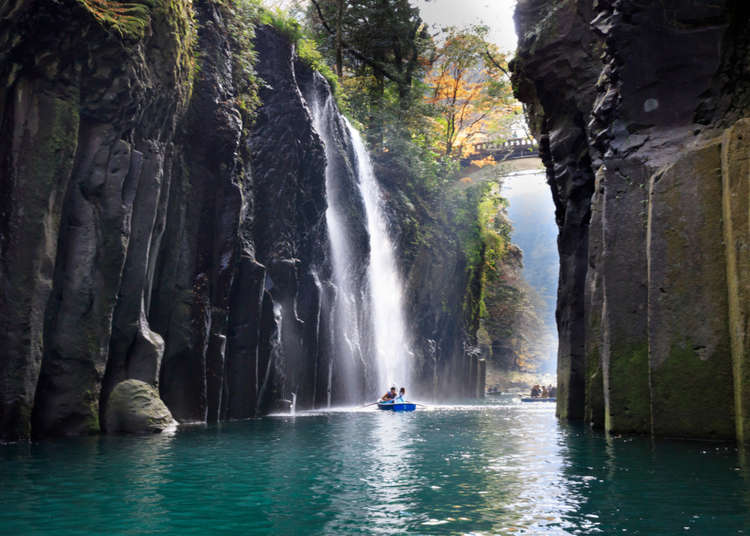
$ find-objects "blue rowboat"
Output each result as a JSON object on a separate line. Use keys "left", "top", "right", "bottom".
{"left": 521, "top": 397, "right": 556, "bottom": 403}
{"left": 377, "top": 401, "right": 416, "bottom": 412}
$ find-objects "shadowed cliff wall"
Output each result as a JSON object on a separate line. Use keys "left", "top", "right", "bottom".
{"left": 512, "top": 0, "right": 750, "bottom": 440}
{"left": 0, "top": 1, "right": 349, "bottom": 440}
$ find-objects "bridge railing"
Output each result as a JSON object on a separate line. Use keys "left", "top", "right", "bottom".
{"left": 473, "top": 138, "right": 538, "bottom": 153}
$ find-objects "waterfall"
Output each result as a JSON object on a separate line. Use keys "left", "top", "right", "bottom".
{"left": 309, "top": 81, "right": 411, "bottom": 401}
{"left": 310, "top": 93, "right": 364, "bottom": 403}
{"left": 344, "top": 120, "right": 412, "bottom": 392}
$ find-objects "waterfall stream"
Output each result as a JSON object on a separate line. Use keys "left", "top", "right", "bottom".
{"left": 344, "top": 120, "right": 412, "bottom": 392}
{"left": 310, "top": 84, "right": 411, "bottom": 401}
{"left": 310, "top": 93, "right": 364, "bottom": 404}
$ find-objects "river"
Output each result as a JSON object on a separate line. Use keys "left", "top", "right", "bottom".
{"left": 2, "top": 397, "right": 748, "bottom": 535}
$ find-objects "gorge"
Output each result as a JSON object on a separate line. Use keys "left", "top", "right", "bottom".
{"left": 3, "top": 1, "right": 750, "bottom": 534}
{"left": 0, "top": 0, "right": 748, "bottom": 447}
{"left": 0, "top": 0, "right": 486, "bottom": 441}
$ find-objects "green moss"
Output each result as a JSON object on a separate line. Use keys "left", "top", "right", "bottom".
{"left": 82, "top": 390, "right": 101, "bottom": 435}
{"left": 77, "top": 0, "right": 196, "bottom": 108}
{"left": 30, "top": 96, "right": 80, "bottom": 206}
{"left": 556, "top": 376, "right": 569, "bottom": 420}
{"left": 157, "top": 0, "right": 197, "bottom": 106}
{"left": 585, "top": 313, "right": 605, "bottom": 428}
{"left": 651, "top": 343, "right": 735, "bottom": 439}
{"left": 721, "top": 120, "right": 750, "bottom": 444}
{"left": 214, "top": 1, "right": 337, "bottom": 123}
{"left": 585, "top": 346, "right": 605, "bottom": 429}
{"left": 606, "top": 341, "right": 650, "bottom": 434}
{"left": 220, "top": 0, "right": 261, "bottom": 119}
{"left": 452, "top": 182, "right": 511, "bottom": 330}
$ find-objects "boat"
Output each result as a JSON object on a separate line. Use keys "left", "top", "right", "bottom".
{"left": 521, "top": 397, "right": 556, "bottom": 403}
{"left": 377, "top": 401, "right": 417, "bottom": 412}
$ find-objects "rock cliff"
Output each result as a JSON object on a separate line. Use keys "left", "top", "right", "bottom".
{"left": 0, "top": 0, "right": 347, "bottom": 440}
{"left": 512, "top": 0, "right": 749, "bottom": 439}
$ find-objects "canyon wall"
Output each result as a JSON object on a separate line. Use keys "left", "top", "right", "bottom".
{"left": 0, "top": 0, "right": 483, "bottom": 441}
{"left": 512, "top": 0, "right": 749, "bottom": 439}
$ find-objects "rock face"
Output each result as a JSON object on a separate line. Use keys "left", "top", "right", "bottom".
{"left": 1, "top": 0, "right": 193, "bottom": 439}
{"left": 105, "top": 380, "right": 175, "bottom": 434}
{"left": 377, "top": 167, "right": 496, "bottom": 401}
{"left": 0, "top": 1, "right": 479, "bottom": 441}
{"left": 512, "top": 0, "right": 750, "bottom": 439}
{"left": 0, "top": 1, "right": 341, "bottom": 440}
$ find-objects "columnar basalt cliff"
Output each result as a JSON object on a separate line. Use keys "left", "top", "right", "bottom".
{"left": 0, "top": 0, "right": 482, "bottom": 441}
{"left": 512, "top": 0, "right": 749, "bottom": 440}
{"left": 0, "top": 1, "right": 348, "bottom": 440}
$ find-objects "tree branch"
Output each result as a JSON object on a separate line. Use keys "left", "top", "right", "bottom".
{"left": 484, "top": 48, "right": 511, "bottom": 79}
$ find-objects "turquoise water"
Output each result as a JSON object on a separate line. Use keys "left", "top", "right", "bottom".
{"left": 2, "top": 398, "right": 749, "bottom": 535}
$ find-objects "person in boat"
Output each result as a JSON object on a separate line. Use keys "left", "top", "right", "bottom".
{"left": 530, "top": 384, "right": 541, "bottom": 398}
{"left": 380, "top": 387, "right": 397, "bottom": 402}
{"left": 395, "top": 387, "right": 406, "bottom": 403}
{"left": 541, "top": 385, "right": 549, "bottom": 398}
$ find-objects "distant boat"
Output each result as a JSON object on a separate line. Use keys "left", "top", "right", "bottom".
{"left": 377, "top": 401, "right": 417, "bottom": 412}
{"left": 521, "top": 397, "right": 556, "bottom": 403}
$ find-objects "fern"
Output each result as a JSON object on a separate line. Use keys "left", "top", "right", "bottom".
{"left": 78, "top": 0, "right": 156, "bottom": 39}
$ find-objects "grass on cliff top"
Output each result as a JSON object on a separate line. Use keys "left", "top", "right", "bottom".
{"left": 257, "top": 7, "right": 340, "bottom": 93}
{"left": 220, "top": 1, "right": 340, "bottom": 119}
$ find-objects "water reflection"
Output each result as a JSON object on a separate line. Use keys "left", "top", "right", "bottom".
{"left": 366, "top": 412, "right": 418, "bottom": 532}
{"left": 3, "top": 400, "right": 750, "bottom": 535}
{"left": 476, "top": 407, "right": 581, "bottom": 534}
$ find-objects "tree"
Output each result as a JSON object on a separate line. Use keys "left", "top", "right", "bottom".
{"left": 307, "top": 0, "right": 434, "bottom": 148}
{"left": 425, "top": 26, "right": 517, "bottom": 157}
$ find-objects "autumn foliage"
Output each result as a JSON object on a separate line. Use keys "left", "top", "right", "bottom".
{"left": 425, "top": 26, "right": 520, "bottom": 158}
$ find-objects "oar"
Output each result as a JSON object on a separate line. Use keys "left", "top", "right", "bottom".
{"left": 363, "top": 401, "right": 383, "bottom": 407}
{"left": 390, "top": 400, "right": 428, "bottom": 407}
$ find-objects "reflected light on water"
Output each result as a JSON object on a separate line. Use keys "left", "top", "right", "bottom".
{"left": 2, "top": 398, "right": 750, "bottom": 535}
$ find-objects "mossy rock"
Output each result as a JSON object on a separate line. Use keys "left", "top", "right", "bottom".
{"left": 104, "top": 380, "right": 176, "bottom": 434}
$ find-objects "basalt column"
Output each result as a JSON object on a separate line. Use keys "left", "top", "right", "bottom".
{"left": 512, "top": 0, "right": 750, "bottom": 439}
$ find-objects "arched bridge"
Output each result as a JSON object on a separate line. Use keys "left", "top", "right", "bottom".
{"left": 461, "top": 138, "right": 540, "bottom": 168}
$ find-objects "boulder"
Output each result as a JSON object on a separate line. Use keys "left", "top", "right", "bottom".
{"left": 104, "top": 380, "right": 176, "bottom": 434}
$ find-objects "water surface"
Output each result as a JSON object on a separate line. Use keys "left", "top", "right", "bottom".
{"left": 2, "top": 398, "right": 748, "bottom": 535}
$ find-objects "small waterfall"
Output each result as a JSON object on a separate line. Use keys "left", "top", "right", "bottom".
{"left": 281, "top": 393, "right": 297, "bottom": 416}
{"left": 344, "top": 120, "right": 412, "bottom": 392}
{"left": 310, "top": 93, "right": 364, "bottom": 403}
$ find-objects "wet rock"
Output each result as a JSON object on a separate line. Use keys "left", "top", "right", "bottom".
{"left": 0, "top": 85, "right": 80, "bottom": 441}
{"left": 104, "top": 380, "right": 175, "bottom": 434}
{"left": 0, "top": 3, "right": 341, "bottom": 438}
